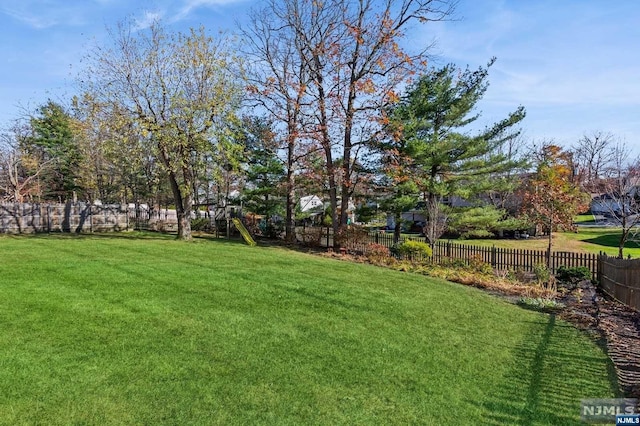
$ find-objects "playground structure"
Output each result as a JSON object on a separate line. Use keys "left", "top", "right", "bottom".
{"left": 232, "top": 218, "right": 256, "bottom": 246}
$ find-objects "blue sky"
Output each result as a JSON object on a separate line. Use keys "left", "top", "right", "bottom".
{"left": 1, "top": 0, "right": 638, "bottom": 153}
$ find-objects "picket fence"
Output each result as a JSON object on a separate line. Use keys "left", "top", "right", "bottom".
{"left": 366, "top": 231, "right": 639, "bottom": 312}
{"left": 367, "top": 231, "right": 600, "bottom": 277}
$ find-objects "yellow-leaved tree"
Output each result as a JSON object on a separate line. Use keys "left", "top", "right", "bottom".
{"left": 80, "top": 21, "right": 243, "bottom": 240}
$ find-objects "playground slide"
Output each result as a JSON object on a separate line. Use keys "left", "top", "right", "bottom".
{"left": 232, "top": 218, "right": 257, "bottom": 246}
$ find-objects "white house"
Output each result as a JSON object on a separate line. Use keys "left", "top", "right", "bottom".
{"left": 299, "top": 195, "right": 324, "bottom": 213}
{"left": 299, "top": 195, "right": 357, "bottom": 223}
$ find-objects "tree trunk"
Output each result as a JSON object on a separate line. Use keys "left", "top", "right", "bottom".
{"left": 327, "top": 166, "right": 339, "bottom": 248}
{"left": 313, "top": 59, "right": 338, "bottom": 247}
{"left": 393, "top": 213, "right": 402, "bottom": 246}
{"left": 285, "top": 133, "right": 296, "bottom": 243}
{"left": 619, "top": 225, "right": 629, "bottom": 259}
{"left": 547, "top": 222, "right": 553, "bottom": 268}
{"left": 424, "top": 193, "right": 446, "bottom": 249}
{"left": 167, "top": 170, "right": 192, "bottom": 241}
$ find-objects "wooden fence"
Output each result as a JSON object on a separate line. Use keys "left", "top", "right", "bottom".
{"left": 365, "top": 231, "right": 640, "bottom": 311}
{"left": 367, "top": 231, "right": 600, "bottom": 277}
{"left": 599, "top": 255, "right": 640, "bottom": 311}
{"left": 0, "top": 202, "right": 129, "bottom": 233}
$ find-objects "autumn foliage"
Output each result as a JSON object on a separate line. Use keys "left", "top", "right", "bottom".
{"left": 520, "top": 144, "right": 590, "bottom": 246}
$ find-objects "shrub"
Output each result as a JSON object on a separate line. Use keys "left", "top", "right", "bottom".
{"left": 517, "top": 297, "right": 565, "bottom": 312}
{"left": 459, "top": 229, "right": 494, "bottom": 240}
{"left": 366, "top": 243, "right": 391, "bottom": 264}
{"left": 556, "top": 265, "right": 592, "bottom": 284}
{"left": 397, "top": 240, "right": 432, "bottom": 259}
{"left": 533, "top": 263, "right": 551, "bottom": 284}
{"left": 533, "top": 263, "right": 556, "bottom": 293}
{"left": 439, "top": 257, "right": 468, "bottom": 269}
{"left": 468, "top": 254, "right": 493, "bottom": 274}
{"left": 263, "top": 222, "right": 284, "bottom": 239}
{"left": 334, "top": 225, "right": 369, "bottom": 252}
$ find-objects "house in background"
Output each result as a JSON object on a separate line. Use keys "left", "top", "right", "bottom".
{"left": 299, "top": 195, "right": 356, "bottom": 224}
{"left": 299, "top": 195, "right": 324, "bottom": 214}
{"left": 590, "top": 185, "right": 640, "bottom": 218}
{"left": 386, "top": 196, "right": 475, "bottom": 231}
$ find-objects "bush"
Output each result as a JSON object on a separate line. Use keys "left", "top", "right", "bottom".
{"left": 533, "top": 263, "right": 556, "bottom": 293}
{"left": 438, "top": 257, "right": 468, "bottom": 269}
{"left": 533, "top": 263, "right": 551, "bottom": 284}
{"left": 334, "top": 225, "right": 369, "bottom": 251}
{"left": 397, "top": 240, "right": 432, "bottom": 259}
{"left": 459, "top": 229, "right": 494, "bottom": 240}
{"left": 517, "top": 297, "right": 565, "bottom": 312}
{"left": 262, "top": 222, "right": 283, "bottom": 239}
{"left": 467, "top": 254, "right": 493, "bottom": 274}
{"left": 365, "top": 243, "right": 391, "bottom": 264}
{"left": 556, "top": 266, "right": 592, "bottom": 284}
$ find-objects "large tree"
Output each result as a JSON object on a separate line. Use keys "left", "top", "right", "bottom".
{"left": 246, "top": 0, "right": 455, "bottom": 245}
{"left": 520, "top": 143, "right": 590, "bottom": 259}
{"left": 240, "top": 117, "right": 286, "bottom": 223}
{"left": 384, "top": 60, "right": 526, "bottom": 246}
{"left": 21, "top": 101, "right": 82, "bottom": 202}
{"left": 242, "top": 3, "right": 312, "bottom": 242}
{"left": 570, "top": 133, "right": 640, "bottom": 258}
{"left": 0, "top": 121, "right": 53, "bottom": 202}
{"left": 572, "top": 130, "right": 615, "bottom": 190}
{"left": 81, "top": 22, "right": 243, "bottom": 240}
{"left": 72, "top": 94, "right": 166, "bottom": 207}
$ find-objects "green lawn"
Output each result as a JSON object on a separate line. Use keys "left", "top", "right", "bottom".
{"left": 574, "top": 214, "right": 597, "bottom": 224}
{"left": 0, "top": 233, "right": 618, "bottom": 425}
{"left": 456, "top": 227, "right": 640, "bottom": 258}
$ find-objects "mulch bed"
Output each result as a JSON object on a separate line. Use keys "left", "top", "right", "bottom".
{"left": 558, "top": 281, "right": 640, "bottom": 401}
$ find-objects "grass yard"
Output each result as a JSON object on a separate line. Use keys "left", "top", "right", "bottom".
{"left": 0, "top": 233, "right": 618, "bottom": 425}
{"left": 456, "top": 227, "right": 640, "bottom": 258}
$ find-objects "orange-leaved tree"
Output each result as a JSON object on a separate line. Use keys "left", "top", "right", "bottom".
{"left": 520, "top": 143, "right": 590, "bottom": 263}
{"left": 246, "top": 0, "right": 456, "bottom": 246}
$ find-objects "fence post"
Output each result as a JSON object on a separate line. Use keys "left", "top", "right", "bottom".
{"left": 597, "top": 251, "right": 604, "bottom": 287}
{"left": 326, "top": 226, "right": 330, "bottom": 248}
{"left": 491, "top": 245, "right": 496, "bottom": 268}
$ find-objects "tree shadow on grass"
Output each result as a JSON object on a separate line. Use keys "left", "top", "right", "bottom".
{"left": 583, "top": 234, "right": 640, "bottom": 249}
{"left": 5, "top": 231, "right": 173, "bottom": 241}
{"left": 19, "top": 231, "right": 252, "bottom": 245}
{"left": 476, "top": 314, "right": 619, "bottom": 425}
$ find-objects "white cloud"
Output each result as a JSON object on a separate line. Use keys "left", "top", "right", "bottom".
{"left": 173, "top": 0, "right": 246, "bottom": 22}
{"left": 134, "top": 10, "right": 165, "bottom": 31}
